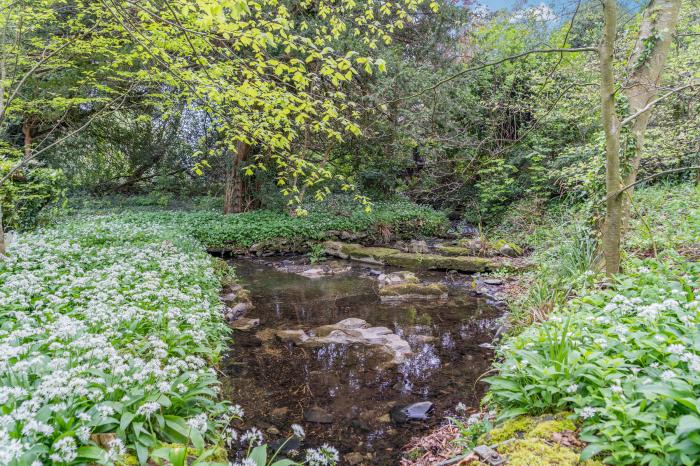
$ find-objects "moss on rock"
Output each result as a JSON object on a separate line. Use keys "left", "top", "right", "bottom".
{"left": 385, "top": 252, "right": 493, "bottom": 272}
{"left": 499, "top": 439, "right": 580, "bottom": 466}
{"left": 324, "top": 241, "right": 496, "bottom": 271}
{"left": 481, "top": 413, "right": 575, "bottom": 444}
{"left": 379, "top": 283, "right": 448, "bottom": 300}
{"left": 348, "top": 246, "right": 400, "bottom": 264}
{"left": 481, "top": 416, "right": 538, "bottom": 443}
{"left": 435, "top": 245, "right": 482, "bottom": 256}
{"left": 476, "top": 414, "right": 602, "bottom": 466}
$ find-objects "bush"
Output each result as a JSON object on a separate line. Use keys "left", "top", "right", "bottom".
{"left": 1, "top": 158, "right": 66, "bottom": 231}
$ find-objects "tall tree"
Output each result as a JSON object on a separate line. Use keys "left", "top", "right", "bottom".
{"left": 600, "top": 0, "right": 683, "bottom": 274}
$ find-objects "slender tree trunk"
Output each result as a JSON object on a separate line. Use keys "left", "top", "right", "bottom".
{"left": 621, "top": 0, "right": 682, "bottom": 226}
{"left": 223, "top": 141, "right": 250, "bottom": 214}
{"left": 601, "top": 0, "right": 623, "bottom": 275}
{"left": 22, "top": 118, "right": 35, "bottom": 160}
{"left": 0, "top": 204, "right": 5, "bottom": 256}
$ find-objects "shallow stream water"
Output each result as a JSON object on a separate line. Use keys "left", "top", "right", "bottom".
{"left": 221, "top": 257, "right": 503, "bottom": 464}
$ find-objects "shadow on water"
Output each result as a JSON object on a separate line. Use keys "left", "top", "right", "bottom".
{"left": 221, "top": 257, "right": 503, "bottom": 464}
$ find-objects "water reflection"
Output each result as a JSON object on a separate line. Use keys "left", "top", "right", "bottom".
{"left": 222, "top": 258, "right": 502, "bottom": 464}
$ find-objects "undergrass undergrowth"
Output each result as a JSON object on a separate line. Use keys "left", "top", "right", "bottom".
{"left": 0, "top": 216, "right": 236, "bottom": 465}
{"left": 70, "top": 197, "right": 449, "bottom": 250}
{"left": 482, "top": 183, "right": 700, "bottom": 465}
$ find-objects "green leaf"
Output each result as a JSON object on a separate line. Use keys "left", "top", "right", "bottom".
{"left": 580, "top": 443, "right": 606, "bottom": 460}
{"left": 677, "top": 415, "right": 700, "bottom": 436}
{"left": 190, "top": 428, "right": 205, "bottom": 450}
{"left": 250, "top": 445, "right": 268, "bottom": 466}
{"left": 271, "top": 460, "right": 298, "bottom": 466}
{"left": 120, "top": 411, "right": 135, "bottom": 432}
{"left": 76, "top": 446, "right": 107, "bottom": 462}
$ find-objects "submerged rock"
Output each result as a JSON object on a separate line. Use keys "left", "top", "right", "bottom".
{"left": 273, "top": 261, "right": 351, "bottom": 278}
{"left": 377, "top": 270, "right": 419, "bottom": 286}
{"left": 268, "top": 318, "right": 413, "bottom": 367}
{"left": 379, "top": 283, "right": 448, "bottom": 301}
{"left": 230, "top": 318, "right": 260, "bottom": 331}
{"left": 304, "top": 406, "right": 334, "bottom": 424}
{"left": 390, "top": 401, "right": 434, "bottom": 424}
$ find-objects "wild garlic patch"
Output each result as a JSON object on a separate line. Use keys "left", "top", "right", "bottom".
{"left": 486, "top": 258, "right": 700, "bottom": 465}
{"left": 0, "top": 217, "right": 233, "bottom": 465}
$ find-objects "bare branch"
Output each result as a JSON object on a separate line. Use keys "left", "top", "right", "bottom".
{"left": 599, "top": 164, "right": 700, "bottom": 205}
{"left": 0, "top": 88, "right": 132, "bottom": 187}
{"left": 379, "top": 47, "right": 598, "bottom": 106}
{"left": 619, "top": 82, "right": 697, "bottom": 127}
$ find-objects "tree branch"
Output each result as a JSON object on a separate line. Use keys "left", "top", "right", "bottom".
{"left": 0, "top": 87, "right": 132, "bottom": 187}
{"left": 619, "top": 82, "right": 697, "bottom": 127}
{"left": 379, "top": 47, "right": 598, "bottom": 106}
{"left": 599, "top": 165, "right": 700, "bottom": 204}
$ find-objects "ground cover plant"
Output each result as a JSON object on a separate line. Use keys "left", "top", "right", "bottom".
{"left": 78, "top": 198, "right": 449, "bottom": 250}
{"left": 483, "top": 184, "right": 700, "bottom": 465}
{"left": 0, "top": 216, "right": 236, "bottom": 464}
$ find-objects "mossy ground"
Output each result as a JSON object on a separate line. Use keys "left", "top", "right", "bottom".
{"left": 475, "top": 414, "right": 601, "bottom": 466}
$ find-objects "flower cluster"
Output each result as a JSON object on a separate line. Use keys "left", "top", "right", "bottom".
{"left": 486, "top": 258, "right": 700, "bottom": 464}
{"left": 0, "top": 216, "right": 231, "bottom": 464}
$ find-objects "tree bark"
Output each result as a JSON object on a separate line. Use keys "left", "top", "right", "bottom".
{"left": 0, "top": 204, "right": 5, "bottom": 256}
{"left": 621, "top": 0, "right": 682, "bottom": 223}
{"left": 223, "top": 141, "right": 250, "bottom": 214}
{"left": 600, "top": 0, "right": 682, "bottom": 274}
{"left": 601, "top": 0, "right": 623, "bottom": 275}
{"left": 22, "top": 118, "right": 35, "bottom": 160}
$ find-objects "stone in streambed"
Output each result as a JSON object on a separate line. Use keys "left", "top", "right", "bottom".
{"left": 269, "top": 319, "right": 413, "bottom": 367}
{"left": 276, "top": 329, "right": 309, "bottom": 344}
{"left": 390, "top": 401, "right": 434, "bottom": 424}
{"left": 379, "top": 283, "right": 448, "bottom": 301}
{"left": 313, "top": 318, "right": 369, "bottom": 337}
{"left": 385, "top": 252, "right": 492, "bottom": 272}
{"left": 407, "top": 240, "right": 429, "bottom": 254}
{"left": 484, "top": 278, "right": 504, "bottom": 286}
{"left": 231, "top": 302, "right": 253, "bottom": 314}
{"left": 230, "top": 318, "right": 259, "bottom": 331}
{"left": 349, "top": 246, "right": 401, "bottom": 265}
{"left": 377, "top": 271, "right": 419, "bottom": 286}
{"left": 304, "top": 406, "right": 334, "bottom": 424}
{"left": 269, "top": 435, "right": 301, "bottom": 453}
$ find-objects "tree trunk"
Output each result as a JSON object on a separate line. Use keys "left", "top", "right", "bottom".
{"left": 0, "top": 203, "right": 5, "bottom": 256}
{"left": 600, "top": 0, "right": 623, "bottom": 275}
{"left": 621, "top": 0, "right": 682, "bottom": 225}
{"left": 22, "top": 118, "right": 35, "bottom": 160}
{"left": 223, "top": 141, "right": 250, "bottom": 214}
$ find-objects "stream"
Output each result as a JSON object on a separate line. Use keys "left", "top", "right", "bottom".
{"left": 221, "top": 257, "right": 504, "bottom": 465}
